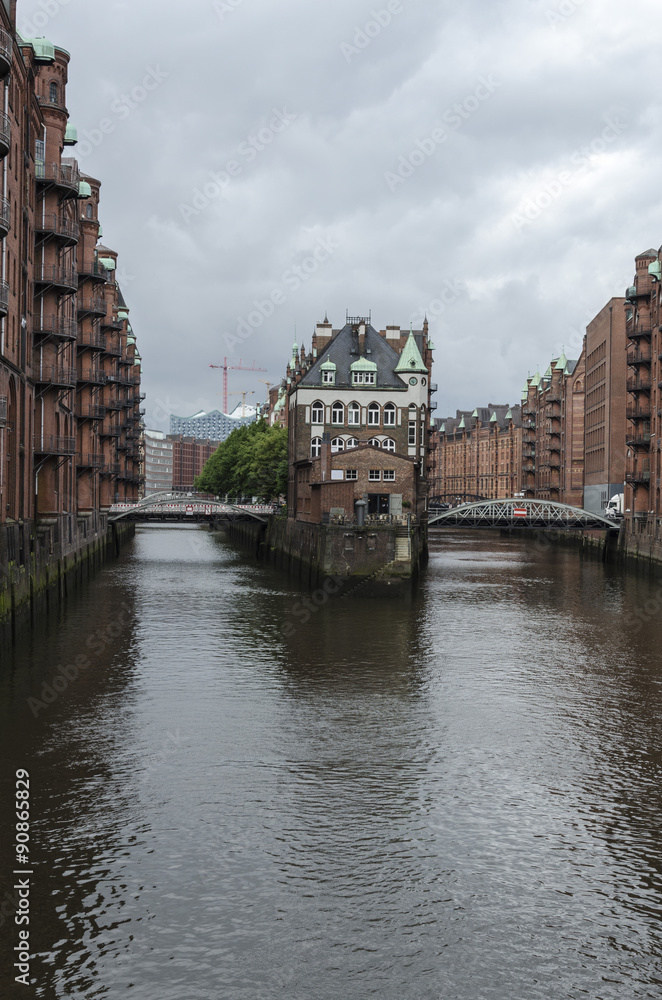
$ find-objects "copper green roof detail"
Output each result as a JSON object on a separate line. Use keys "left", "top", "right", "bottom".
{"left": 555, "top": 349, "right": 567, "bottom": 371}
{"left": 127, "top": 335, "right": 136, "bottom": 345}
{"left": 490, "top": 412, "right": 497, "bottom": 423}
{"left": 458, "top": 416, "right": 465, "bottom": 429}
{"left": 64, "top": 124, "right": 77, "bottom": 146}
{"left": 98, "top": 256, "right": 115, "bottom": 270}
{"left": 78, "top": 181, "right": 92, "bottom": 198}
{"left": 649, "top": 260, "right": 662, "bottom": 281}
{"left": 471, "top": 408, "right": 478, "bottom": 418}
{"left": 320, "top": 360, "right": 336, "bottom": 370}
{"left": 118, "top": 309, "right": 129, "bottom": 319}
{"left": 350, "top": 357, "right": 377, "bottom": 371}
{"left": 440, "top": 423, "right": 446, "bottom": 432}
{"left": 505, "top": 408, "right": 513, "bottom": 420}
{"left": 20, "top": 36, "right": 56, "bottom": 62}
{"left": 530, "top": 370, "right": 541, "bottom": 387}
{"left": 394, "top": 329, "right": 427, "bottom": 373}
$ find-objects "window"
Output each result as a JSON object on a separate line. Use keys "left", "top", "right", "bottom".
{"left": 311, "top": 437, "right": 321, "bottom": 458}
{"left": 49, "top": 81, "right": 58, "bottom": 104}
{"left": 369, "top": 469, "right": 381, "bottom": 481}
{"left": 331, "top": 437, "right": 344, "bottom": 453}
{"left": 383, "top": 470, "right": 395, "bottom": 481}
{"left": 346, "top": 469, "right": 358, "bottom": 481}
{"left": 383, "top": 438, "right": 396, "bottom": 452}
{"left": 368, "top": 402, "right": 380, "bottom": 426}
{"left": 352, "top": 370, "right": 376, "bottom": 385}
{"left": 346, "top": 437, "right": 358, "bottom": 448}
{"left": 368, "top": 438, "right": 381, "bottom": 448}
{"left": 322, "top": 369, "right": 335, "bottom": 384}
{"left": 348, "top": 402, "right": 360, "bottom": 425}
{"left": 408, "top": 422, "right": 416, "bottom": 446}
{"left": 384, "top": 403, "right": 396, "bottom": 426}
{"left": 331, "top": 401, "right": 344, "bottom": 425}
{"left": 86, "top": 204, "right": 93, "bottom": 219}
{"left": 311, "top": 401, "right": 323, "bottom": 424}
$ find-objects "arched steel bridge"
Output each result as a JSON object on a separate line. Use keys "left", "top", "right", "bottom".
{"left": 108, "top": 492, "right": 275, "bottom": 524}
{"left": 428, "top": 497, "right": 619, "bottom": 531}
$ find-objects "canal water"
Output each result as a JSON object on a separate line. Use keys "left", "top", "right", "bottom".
{"left": 1, "top": 525, "right": 662, "bottom": 999}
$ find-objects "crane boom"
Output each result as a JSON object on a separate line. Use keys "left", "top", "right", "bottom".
{"left": 209, "top": 357, "right": 267, "bottom": 412}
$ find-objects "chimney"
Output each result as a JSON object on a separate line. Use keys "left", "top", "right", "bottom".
{"left": 358, "top": 323, "right": 366, "bottom": 355}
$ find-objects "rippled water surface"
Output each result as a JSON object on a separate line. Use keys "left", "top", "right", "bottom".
{"left": 2, "top": 525, "right": 662, "bottom": 998}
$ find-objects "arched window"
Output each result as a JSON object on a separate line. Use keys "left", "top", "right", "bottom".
{"left": 331, "top": 401, "right": 344, "bottom": 425}
{"left": 311, "top": 400, "right": 323, "bottom": 424}
{"left": 348, "top": 401, "right": 360, "bottom": 426}
{"left": 383, "top": 403, "right": 396, "bottom": 426}
{"left": 311, "top": 437, "right": 322, "bottom": 458}
{"left": 383, "top": 438, "right": 396, "bottom": 452}
{"left": 368, "top": 402, "right": 380, "bottom": 426}
{"left": 49, "top": 81, "right": 58, "bottom": 104}
{"left": 368, "top": 437, "right": 381, "bottom": 448}
{"left": 86, "top": 204, "right": 93, "bottom": 219}
{"left": 345, "top": 437, "right": 358, "bottom": 449}
{"left": 331, "top": 437, "right": 344, "bottom": 453}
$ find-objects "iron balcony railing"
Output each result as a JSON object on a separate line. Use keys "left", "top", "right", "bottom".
{"left": 78, "top": 295, "right": 106, "bottom": 316}
{"left": 34, "top": 364, "right": 77, "bottom": 387}
{"left": 76, "top": 453, "right": 105, "bottom": 469}
{"left": 0, "top": 27, "right": 11, "bottom": 77}
{"left": 0, "top": 196, "right": 9, "bottom": 237}
{"left": 76, "top": 404, "right": 107, "bottom": 420}
{"left": 0, "top": 111, "right": 10, "bottom": 156}
{"left": 34, "top": 263, "right": 78, "bottom": 290}
{"left": 33, "top": 314, "right": 77, "bottom": 339}
{"left": 626, "top": 431, "right": 651, "bottom": 447}
{"left": 34, "top": 434, "right": 76, "bottom": 455}
{"left": 627, "top": 375, "right": 651, "bottom": 393}
{"left": 0, "top": 278, "right": 9, "bottom": 315}
{"left": 102, "top": 339, "right": 122, "bottom": 356}
{"left": 105, "top": 398, "right": 124, "bottom": 410}
{"left": 627, "top": 346, "right": 651, "bottom": 365}
{"left": 100, "top": 425, "right": 121, "bottom": 437}
{"left": 627, "top": 402, "right": 651, "bottom": 421}
{"left": 101, "top": 315, "right": 124, "bottom": 330}
{"left": 77, "top": 368, "right": 107, "bottom": 385}
{"left": 78, "top": 259, "right": 112, "bottom": 282}
{"left": 627, "top": 322, "right": 653, "bottom": 339}
{"left": 0, "top": 394, "right": 6, "bottom": 426}
{"left": 625, "top": 469, "right": 650, "bottom": 484}
{"left": 35, "top": 213, "right": 79, "bottom": 243}
{"left": 35, "top": 160, "right": 80, "bottom": 191}
{"left": 78, "top": 330, "right": 107, "bottom": 351}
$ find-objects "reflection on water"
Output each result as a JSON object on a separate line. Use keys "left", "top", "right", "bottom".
{"left": 1, "top": 524, "right": 662, "bottom": 998}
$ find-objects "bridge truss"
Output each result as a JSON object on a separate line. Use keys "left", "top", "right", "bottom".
{"left": 428, "top": 497, "right": 619, "bottom": 531}
{"left": 108, "top": 492, "right": 274, "bottom": 524}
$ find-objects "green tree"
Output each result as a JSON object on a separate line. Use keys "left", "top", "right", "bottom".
{"left": 194, "top": 420, "right": 287, "bottom": 500}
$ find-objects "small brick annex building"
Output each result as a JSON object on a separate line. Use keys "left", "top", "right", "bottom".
{"left": 287, "top": 315, "right": 434, "bottom": 522}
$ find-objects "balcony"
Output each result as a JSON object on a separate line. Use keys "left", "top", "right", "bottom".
{"left": 78, "top": 330, "right": 107, "bottom": 351}
{"left": 78, "top": 295, "right": 106, "bottom": 317}
{"left": 77, "top": 368, "right": 107, "bottom": 385}
{"left": 36, "top": 160, "right": 80, "bottom": 193}
{"left": 522, "top": 405, "right": 536, "bottom": 417}
{"left": 105, "top": 397, "right": 123, "bottom": 410}
{"left": 76, "top": 403, "right": 106, "bottom": 420}
{"left": 0, "top": 278, "right": 9, "bottom": 317}
{"left": 626, "top": 430, "right": 651, "bottom": 448}
{"left": 627, "top": 345, "right": 651, "bottom": 365}
{"left": 430, "top": 383, "right": 438, "bottom": 393}
{"left": 522, "top": 460, "right": 535, "bottom": 472}
{"left": 627, "top": 402, "right": 651, "bottom": 421}
{"left": 34, "top": 365, "right": 77, "bottom": 387}
{"left": 100, "top": 425, "right": 121, "bottom": 438}
{"left": 77, "top": 453, "right": 105, "bottom": 469}
{"left": 34, "top": 435, "right": 76, "bottom": 455}
{"left": 101, "top": 464, "right": 121, "bottom": 475}
{"left": 627, "top": 374, "right": 651, "bottom": 393}
{"left": 33, "top": 314, "right": 77, "bottom": 340}
{"left": 625, "top": 469, "right": 650, "bottom": 485}
{"left": 34, "top": 213, "right": 79, "bottom": 245}
{"left": 34, "top": 263, "right": 78, "bottom": 292}
{"left": 101, "top": 314, "right": 124, "bottom": 330}
{"left": 429, "top": 401, "right": 437, "bottom": 411}
{"left": 522, "top": 445, "right": 536, "bottom": 458}
{"left": 0, "top": 27, "right": 11, "bottom": 79}
{"left": 0, "top": 196, "right": 9, "bottom": 239}
{"left": 0, "top": 111, "right": 10, "bottom": 158}
{"left": 102, "top": 338, "right": 122, "bottom": 356}
{"left": 78, "top": 259, "right": 112, "bottom": 283}
{"left": 627, "top": 322, "right": 652, "bottom": 339}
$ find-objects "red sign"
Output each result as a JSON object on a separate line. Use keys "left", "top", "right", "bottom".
{"left": 514, "top": 508, "right": 528, "bottom": 517}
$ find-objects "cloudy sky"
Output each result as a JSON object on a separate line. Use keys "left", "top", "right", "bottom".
{"left": 18, "top": 0, "right": 662, "bottom": 426}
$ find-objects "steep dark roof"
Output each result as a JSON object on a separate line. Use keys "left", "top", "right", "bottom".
{"left": 299, "top": 323, "right": 412, "bottom": 390}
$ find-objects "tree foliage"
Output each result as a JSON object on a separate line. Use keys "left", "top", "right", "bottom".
{"left": 194, "top": 420, "right": 288, "bottom": 500}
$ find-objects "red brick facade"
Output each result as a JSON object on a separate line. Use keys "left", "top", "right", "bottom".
{"left": 429, "top": 405, "right": 522, "bottom": 501}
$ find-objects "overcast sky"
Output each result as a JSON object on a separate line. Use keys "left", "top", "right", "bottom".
{"left": 18, "top": 0, "right": 662, "bottom": 426}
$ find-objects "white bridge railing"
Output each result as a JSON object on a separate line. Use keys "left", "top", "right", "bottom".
{"left": 428, "top": 497, "right": 619, "bottom": 531}
{"left": 109, "top": 492, "right": 276, "bottom": 522}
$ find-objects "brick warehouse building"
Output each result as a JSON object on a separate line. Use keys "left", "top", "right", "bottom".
{"left": 429, "top": 404, "right": 522, "bottom": 501}
{"left": 287, "top": 315, "right": 434, "bottom": 522}
{"left": 520, "top": 347, "right": 585, "bottom": 506}
{"left": 0, "top": 9, "right": 143, "bottom": 575}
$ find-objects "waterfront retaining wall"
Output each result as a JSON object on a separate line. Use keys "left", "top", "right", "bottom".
{"left": 220, "top": 516, "right": 428, "bottom": 595}
{"left": 1, "top": 513, "right": 135, "bottom": 645}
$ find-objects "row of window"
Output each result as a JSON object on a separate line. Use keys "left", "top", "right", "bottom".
{"left": 322, "top": 371, "right": 376, "bottom": 385}
{"left": 311, "top": 437, "right": 397, "bottom": 456}
{"left": 338, "top": 469, "right": 396, "bottom": 481}
{"left": 311, "top": 401, "right": 422, "bottom": 426}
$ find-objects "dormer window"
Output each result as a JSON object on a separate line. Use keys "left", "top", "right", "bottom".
{"left": 353, "top": 370, "right": 376, "bottom": 385}
{"left": 320, "top": 360, "right": 336, "bottom": 385}
{"left": 350, "top": 358, "right": 377, "bottom": 386}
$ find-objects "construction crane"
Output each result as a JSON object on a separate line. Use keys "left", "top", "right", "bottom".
{"left": 227, "top": 390, "right": 255, "bottom": 418}
{"left": 259, "top": 379, "right": 274, "bottom": 398}
{"left": 209, "top": 357, "right": 266, "bottom": 414}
